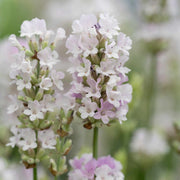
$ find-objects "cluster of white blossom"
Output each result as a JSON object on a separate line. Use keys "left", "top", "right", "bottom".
{"left": 130, "top": 128, "right": 169, "bottom": 157}
{"left": 7, "top": 126, "right": 56, "bottom": 151}
{"left": 7, "top": 18, "right": 65, "bottom": 151}
{"left": 6, "top": 18, "right": 73, "bottom": 175}
{"left": 0, "top": 39, "right": 20, "bottom": 126}
{"left": 68, "top": 154, "right": 124, "bottom": 180}
{"left": 66, "top": 14, "right": 132, "bottom": 127}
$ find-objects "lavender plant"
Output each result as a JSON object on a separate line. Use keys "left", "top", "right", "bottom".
{"left": 6, "top": 13, "right": 133, "bottom": 180}
{"left": 130, "top": 128, "right": 169, "bottom": 163}
{"left": 66, "top": 13, "right": 132, "bottom": 156}
{"left": 7, "top": 18, "right": 73, "bottom": 179}
{"left": 68, "top": 154, "right": 124, "bottom": 180}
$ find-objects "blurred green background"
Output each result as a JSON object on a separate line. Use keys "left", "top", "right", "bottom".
{"left": 0, "top": 0, "right": 180, "bottom": 179}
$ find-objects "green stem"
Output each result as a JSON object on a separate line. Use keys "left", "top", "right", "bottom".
{"left": 145, "top": 53, "right": 157, "bottom": 126}
{"left": 93, "top": 127, "right": 98, "bottom": 159}
{"left": 35, "top": 61, "right": 40, "bottom": 94}
{"left": 33, "top": 166, "right": 37, "bottom": 180}
{"left": 32, "top": 49, "right": 41, "bottom": 180}
{"left": 37, "top": 60, "right": 40, "bottom": 78}
{"left": 33, "top": 130, "right": 38, "bottom": 180}
{"left": 138, "top": 168, "right": 146, "bottom": 180}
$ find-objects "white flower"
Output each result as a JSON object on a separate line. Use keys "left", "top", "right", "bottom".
{"left": 72, "top": 20, "right": 83, "bottom": 34}
{"left": 11, "top": 51, "right": 25, "bottom": 71}
{"left": 9, "top": 69, "right": 19, "bottom": 80}
{"left": 20, "top": 18, "right": 47, "bottom": 38}
{"left": 37, "top": 47, "right": 59, "bottom": 69}
{"left": 40, "top": 94, "right": 54, "bottom": 112}
{"left": 113, "top": 172, "right": 124, "bottom": 180}
{"left": 79, "top": 98, "right": 97, "bottom": 119}
{"left": 106, "top": 87, "right": 121, "bottom": 108}
{"left": 77, "top": 58, "right": 91, "bottom": 77}
{"left": 117, "top": 32, "right": 132, "bottom": 56}
{"left": 9, "top": 51, "right": 25, "bottom": 82}
{"left": 116, "top": 104, "right": 128, "bottom": 124}
{"left": 18, "top": 128, "right": 37, "bottom": 151}
{"left": 40, "top": 77, "right": 53, "bottom": 90}
{"left": 9, "top": 34, "right": 23, "bottom": 50}
{"left": 24, "top": 100, "right": 44, "bottom": 121}
{"left": 96, "top": 60, "right": 116, "bottom": 76}
{"left": 66, "top": 35, "right": 82, "bottom": 57}
{"left": 117, "top": 84, "right": 132, "bottom": 105}
{"left": 99, "top": 13, "right": 120, "bottom": 39}
{"left": 67, "top": 57, "right": 81, "bottom": 74}
{"left": 95, "top": 165, "right": 124, "bottom": 180}
{"left": 51, "top": 70, "right": 64, "bottom": 90}
{"left": 105, "top": 41, "right": 119, "bottom": 59}
{"left": 16, "top": 75, "right": 31, "bottom": 91}
{"left": 95, "top": 165, "right": 114, "bottom": 180}
{"left": 68, "top": 169, "right": 88, "bottom": 180}
{"left": 54, "top": 28, "right": 66, "bottom": 43}
{"left": 45, "top": 29, "right": 55, "bottom": 39}
{"left": 6, "top": 126, "right": 22, "bottom": 148}
{"left": 71, "top": 81, "right": 84, "bottom": 94}
{"left": 107, "top": 75, "right": 121, "bottom": 88}
{"left": 84, "top": 77, "right": 101, "bottom": 98}
{"left": 38, "top": 129, "right": 56, "bottom": 149}
{"left": 72, "top": 14, "right": 97, "bottom": 34}
{"left": 79, "top": 33, "right": 98, "bottom": 57}
{"left": 7, "top": 95, "right": 21, "bottom": 114}
{"left": 20, "top": 60, "right": 32, "bottom": 74}
{"left": 116, "top": 66, "right": 131, "bottom": 77}
{"left": 71, "top": 15, "right": 97, "bottom": 47}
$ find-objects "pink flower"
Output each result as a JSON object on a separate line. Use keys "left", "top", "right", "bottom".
{"left": 66, "top": 13, "right": 132, "bottom": 126}
{"left": 94, "top": 99, "right": 115, "bottom": 124}
{"left": 68, "top": 154, "right": 124, "bottom": 180}
{"left": 84, "top": 77, "right": 101, "bottom": 98}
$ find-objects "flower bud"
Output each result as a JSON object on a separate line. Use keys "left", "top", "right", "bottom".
{"left": 31, "top": 74, "right": 39, "bottom": 85}
{"left": 49, "top": 159, "right": 57, "bottom": 176}
{"left": 39, "top": 120, "right": 52, "bottom": 130}
{"left": 32, "top": 119, "right": 39, "bottom": 127}
{"left": 22, "top": 154, "right": 35, "bottom": 164}
{"left": 18, "top": 114, "right": 29, "bottom": 124}
{"left": 62, "top": 139, "right": 72, "bottom": 155}
{"left": 57, "top": 156, "right": 67, "bottom": 175}
{"left": 9, "top": 34, "right": 23, "bottom": 50}
{"left": 66, "top": 110, "right": 74, "bottom": 124}
{"left": 35, "top": 90, "right": 44, "bottom": 101}
{"left": 18, "top": 95, "right": 33, "bottom": 103}
{"left": 25, "top": 49, "right": 34, "bottom": 57}
{"left": 42, "top": 41, "right": 48, "bottom": 49}
{"left": 59, "top": 108, "right": 65, "bottom": 120}
{"left": 36, "top": 148, "right": 46, "bottom": 160}
{"left": 57, "top": 128, "right": 68, "bottom": 137}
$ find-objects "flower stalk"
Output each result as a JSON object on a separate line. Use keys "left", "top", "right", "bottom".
{"left": 33, "top": 166, "right": 37, "bottom": 180}
{"left": 93, "top": 127, "right": 98, "bottom": 159}
{"left": 7, "top": 18, "right": 73, "bottom": 179}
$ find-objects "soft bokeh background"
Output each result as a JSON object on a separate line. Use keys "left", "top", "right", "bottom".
{"left": 0, "top": 0, "right": 180, "bottom": 179}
